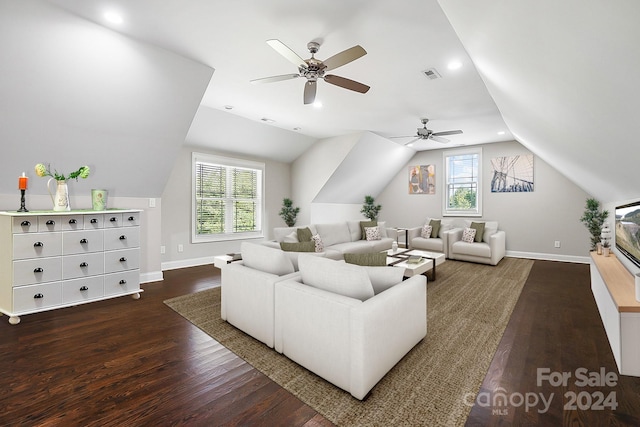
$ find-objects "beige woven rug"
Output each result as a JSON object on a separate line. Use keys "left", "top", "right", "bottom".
{"left": 164, "top": 258, "right": 533, "bottom": 426}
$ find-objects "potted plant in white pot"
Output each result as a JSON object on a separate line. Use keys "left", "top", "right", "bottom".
{"left": 579, "top": 198, "right": 609, "bottom": 252}
{"left": 360, "top": 195, "right": 382, "bottom": 221}
{"left": 279, "top": 198, "right": 300, "bottom": 227}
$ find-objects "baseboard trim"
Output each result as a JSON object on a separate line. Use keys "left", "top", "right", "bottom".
{"left": 506, "top": 251, "right": 590, "bottom": 264}
{"left": 141, "top": 271, "right": 164, "bottom": 283}
{"left": 161, "top": 256, "right": 216, "bottom": 272}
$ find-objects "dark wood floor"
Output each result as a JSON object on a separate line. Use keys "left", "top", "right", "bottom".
{"left": 1, "top": 260, "right": 639, "bottom": 426}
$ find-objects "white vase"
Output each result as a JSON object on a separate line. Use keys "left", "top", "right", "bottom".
{"left": 47, "top": 178, "right": 70, "bottom": 211}
{"left": 603, "top": 247, "right": 610, "bottom": 257}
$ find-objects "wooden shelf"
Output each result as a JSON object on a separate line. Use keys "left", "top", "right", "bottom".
{"left": 590, "top": 252, "right": 640, "bottom": 313}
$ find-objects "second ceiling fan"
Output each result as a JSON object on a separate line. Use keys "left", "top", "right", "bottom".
{"left": 251, "top": 39, "right": 370, "bottom": 105}
{"left": 394, "top": 118, "right": 463, "bottom": 145}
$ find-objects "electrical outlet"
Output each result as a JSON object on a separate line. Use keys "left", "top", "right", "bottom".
{"left": 160, "top": 245, "right": 166, "bottom": 254}
{"left": 554, "top": 241, "right": 561, "bottom": 248}
{"left": 178, "top": 244, "right": 184, "bottom": 253}
{"left": 149, "top": 198, "right": 156, "bottom": 208}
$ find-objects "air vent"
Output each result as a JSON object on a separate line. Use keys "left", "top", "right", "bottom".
{"left": 422, "top": 68, "right": 441, "bottom": 80}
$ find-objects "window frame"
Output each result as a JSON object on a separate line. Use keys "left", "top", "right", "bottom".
{"left": 442, "top": 147, "right": 482, "bottom": 217}
{"left": 191, "top": 152, "right": 265, "bottom": 243}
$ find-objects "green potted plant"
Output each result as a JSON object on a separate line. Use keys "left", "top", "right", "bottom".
{"left": 279, "top": 198, "right": 300, "bottom": 227}
{"left": 360, "top": 195, "right": 382, "bottom": 221}
{"left": 579, "top": 198, "right": 609, "bottom": 251}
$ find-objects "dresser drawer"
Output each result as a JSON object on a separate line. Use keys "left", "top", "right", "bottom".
{"left": 104, "top": 270, "right": 140, "bottom": 296}
{"left": 63, "top": 276, "right": 104, "bottom": 304}
{"left": 13, "top": 257, "right": 63, "bottom": 286}
{"left": 63, "top": 252, "right": 105, "bottom": 280}
{"left": 104, "top": 213, "right": 123, "bottom": 228}
{"left": 61, "top": 215, "right": 84, "bottom": 231}
{"left": 13, "top": 232, "right": 63, "bottom": 260}
{"left": 63, "top": 229, "right": 104, "bottom": 254}
{"left": 122, "top": 212, "right": 140, "bottom": 227}
{"left": 13, "top": 282, "right": 63, "bottom": 313}
{"left": 104, "top": 249, "right": 139, "bottom": 273}
{"left": 12, "top": 217, "right": 38, "bottom": 233}
{"left": 83, "top": 215, "right": 104, "bottom": 230}
{"left": 104, "top": 227, "right": 140, "bottom": 251}
{"left": 38, "top": 216, "right": 62, "bottom": 232}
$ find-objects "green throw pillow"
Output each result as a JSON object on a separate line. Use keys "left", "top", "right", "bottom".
{"left": 296, "top": 227, "right": 313, "bottom": 242}
{"left": 470, "top": 222, "right": 485, "bottom": 243}
{"left": 359, "top": 220, "right": 377, "bottom": 240}
{"left": 429, "top": 219, "right": 441, "bottom": 239}
{"left": 344, "top": 252, "right": 387, "bottom": 266}
{"left": 280, "top": 241, "right": 315, "bottom": 252}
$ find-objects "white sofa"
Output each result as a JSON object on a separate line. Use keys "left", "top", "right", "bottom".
{"left": 221, "top": 242, "right": 301, "bottom": 348}
{"left": 407, "top": 218, "right": 454, "bottom": 256}
{"left": 270, "top": 220, "right": 396, "bottom": 260}
{"left": 274, "top": 254, "right": 427, "bottom": 400}
{"left": 448, "top": 220, "right": 506, "bottom": 265}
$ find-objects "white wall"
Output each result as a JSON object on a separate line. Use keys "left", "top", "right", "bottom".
{"left": 375, "top": 140, "right": 592, "bottom": 261}
{"left": 160, "top": 145, "right": 291, "bottom": 270}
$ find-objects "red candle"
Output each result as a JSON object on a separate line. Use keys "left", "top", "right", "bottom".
{"left": 18, "top": 173, "right": 28, "bottom": 190}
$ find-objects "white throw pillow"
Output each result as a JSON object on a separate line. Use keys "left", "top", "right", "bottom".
{"left": 298, "top": 254, "right": 374, "bottom": 301}
{"left": 365, "top": 226, "right": 381, "bottom": 241}
{"left": 421, "top": 224, "right": 432, "bottom": 239}
{"left": 311, "top": 234, "right": 324, "bottom": 252}
{"left": 241, "top": 242, "right": 295, "bottom": 276}
{"left": 462, "top": 227, "right": 477, "bottom": 243}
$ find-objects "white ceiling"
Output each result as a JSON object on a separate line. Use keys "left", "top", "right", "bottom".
{"left": 45, "top": 0, "right": 513, "bottom": 155}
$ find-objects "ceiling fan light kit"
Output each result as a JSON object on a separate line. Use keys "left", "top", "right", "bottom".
{"left": 251, "top": 39, "right": 370, "bottom": 105}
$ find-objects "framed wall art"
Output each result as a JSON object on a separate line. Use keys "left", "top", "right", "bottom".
{"left": 409, "top": 164, "right": 435, "bottom": 194}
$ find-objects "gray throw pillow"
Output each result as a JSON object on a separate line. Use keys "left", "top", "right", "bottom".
{"left": 344, "top": 252, "right": 387, "bottom": 266}
{"left": 470, "top": 222, "right": 485, "bottom": 243}
{"left": 429, "top": 219, "right": 441, "bottom": 239}
{"left": 297, "top": 227, "right": 313, "bottom": 242}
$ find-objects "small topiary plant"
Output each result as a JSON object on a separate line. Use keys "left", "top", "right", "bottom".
{"left": 360, "top": 195, "right": 382, "bottom": 221}
{"left": 279, "top": 198, "right": 300, "bottom": 227}
{"left": 579, "top": 198, "right": 609, "bottom": 250}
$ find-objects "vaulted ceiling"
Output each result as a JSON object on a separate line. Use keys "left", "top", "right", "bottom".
{"left": 4, "top": 0, "right": 639, "bottom": 204}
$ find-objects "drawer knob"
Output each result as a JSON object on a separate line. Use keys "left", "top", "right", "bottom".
{"left": 69, "top": 219, "right": 77, "bottom": 224}
{"left": 119, "top": 280, "right": 127, "bottom": 285}
{"left": 33, "top": 267, "right": 44, "bottom": 273}
{"left": 33, "top": 241, "right": 44, "bottom": 248}
{"left": 90, "top": 218, "right": 98, "bottom": 224}
{"left": 21, "top": 220, "right": 31, "bottom": 227}
{"left": 80, "top": 286, "right": 89, "bottom": 291}
{"left": 80, "top": 238, "right": 88, "bottom": 244}
{"left": 119, "top": 257, "right": 127, "bottom": 262}
{"left": 46, "top": 220, "right": 55, "bottom": 225}
{"left": 119, "top": 235, "right": 127, "bottom": 240}
{"left": 128, "top": 216, "right": 135, "bottom": 221}
{"left": 110, "top": 217, "right": 117, "bottom": 222}
{"left": 34, "top": 293, "right": 44, "bottom": 299}
{"left": 80, "top": 262, "right": 88, "bottom": 267}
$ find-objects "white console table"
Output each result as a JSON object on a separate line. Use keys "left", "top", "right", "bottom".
{"left": 0, "top": 209, "right": 142, "bottom": 325}
{"left": 590, "top": 252, "right": 640, "bottom": 376}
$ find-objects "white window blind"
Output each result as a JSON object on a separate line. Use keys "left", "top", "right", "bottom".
{"left": 192, "top": 153, "right": 264, "bottom": 242}
{"left": 443, "top": 148, "right": 482, "bottom": 216}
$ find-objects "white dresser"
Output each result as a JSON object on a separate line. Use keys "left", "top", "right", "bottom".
{"left": 0, "top": 209, "right": 142, "bottom": 324}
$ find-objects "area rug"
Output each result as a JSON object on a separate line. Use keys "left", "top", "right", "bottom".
{"left": 164, "top": 257, "right": 534, "bottom": 426}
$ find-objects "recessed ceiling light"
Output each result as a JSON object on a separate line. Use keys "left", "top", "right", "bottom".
{"left": 260, "top": 118, "right": 275, "bottom": 123}
{"left": 447, "top": 61, "right": 462, "bottom": 70}
{"left": 313, "top": 101, "right": 323, "bottom": 108}
{"left": 293, "top": 127, "right": 301, "bottom": 131}
{"left": 104, "top": 11, "right": 123, "bottom": 24}
{"left": 497, "top": 131, "right": 506, "bottom": 135}
{"left": 224, "top": 105, "right": 234, "bottom": 110}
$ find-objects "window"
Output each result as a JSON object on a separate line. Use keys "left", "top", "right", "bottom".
{"left": 443, "top": 147, "right": 482, "bottom": 216}
{"left": 192, "top": 153, "right": 264, "bottom": 242}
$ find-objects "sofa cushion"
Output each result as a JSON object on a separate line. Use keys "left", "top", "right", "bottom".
{"left": 470, "top": 222, "right": 485, "bottom": 243}
{"left": 482, "top": 221, "right": 499, "bottom": 242}
{"left": 347, "top": 220, "right": 363, "bottom": 241}
{"left": 453, "top": 240, "right": 491, "bottom": 257}
{"left": 364, "top": 226, "right": 381, "bottom": 241}
{"left": 363, "top": 266, "right": 404, "bottom": 294}
{"left": 315, "top": 222, "right": 352, "bottom": 247}
{"left": 377, "top": 221, "right": 388, "bottom": 238}
{"left": 359, "top": 220, "right": 377, "bottom": 240}
{"left": 283, "top": 231, "right": 299, "bottom": 243}
{"left": 298, "top": 254, "right": 374, "bottom": 301}
{"left": 344, "top": 252, "right": 387, "bottom": 266}
{"left": 297, "top": 227, "right": 313, "bottom": 242}
{"left": 242, "top": 242, "right": 295, "bottom": 276}
{"left": 280, "top": 241, "right": 315, "bottom": 252}
{"left": 429, "top": 219, "right": 441, "bottom": 239}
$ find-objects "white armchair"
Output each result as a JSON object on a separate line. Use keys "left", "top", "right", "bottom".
{"left": 274, "top": 254, "right": 427, "bottom": 400}
{"left": 407, "top": 217, "right": 454, "bottom": 256}
{"left": 448, "top": 220, "right": 506, "bottom": 265}
{"left": 221, "top": 242, "right": 300, "bottom": 348}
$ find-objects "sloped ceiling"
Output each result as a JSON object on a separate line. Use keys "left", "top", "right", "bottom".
{"left": 438, "top": 0, "right": 640, "bottom": 204}
{"left": 0, "top": 0, "right": 213, "bottom": 198}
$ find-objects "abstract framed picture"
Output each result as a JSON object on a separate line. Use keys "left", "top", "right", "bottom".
{"left": 409, "top": 164, "right": 435, "bottom": 194}
{"left": 490, "top": 155, "right": 534, "bottom": 192}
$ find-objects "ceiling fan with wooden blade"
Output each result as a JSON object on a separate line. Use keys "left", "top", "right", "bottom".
{"left": 392, "top": 118, "right": 463, "bottom": 145}
{"left": 251, "top": 39, "right": 370, "bottom": 105}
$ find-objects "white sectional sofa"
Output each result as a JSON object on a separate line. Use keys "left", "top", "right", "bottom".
{"left": 220, "top": 244, "right": 427, "bottom": 400}
{"left": 270, "top": 220, "right": 396, "bottom": 259}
